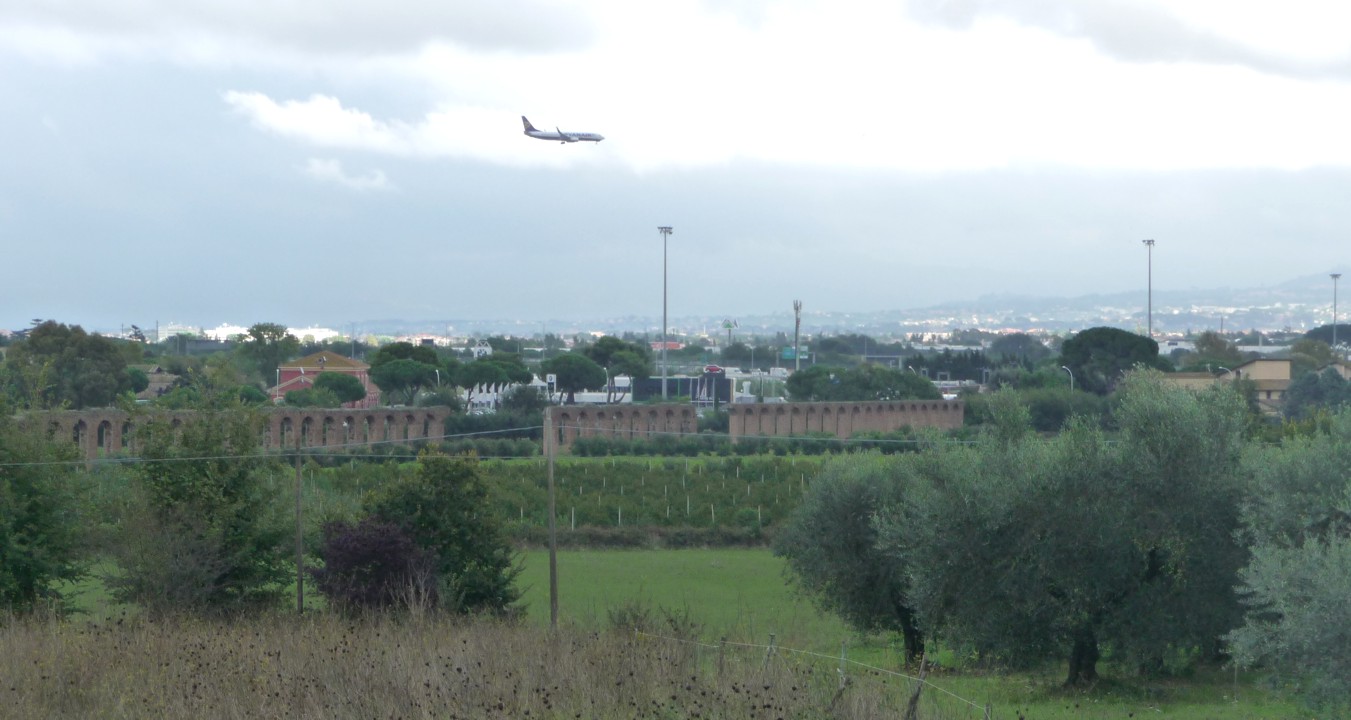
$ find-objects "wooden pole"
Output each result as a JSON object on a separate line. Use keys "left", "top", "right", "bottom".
{"left": 294, "top": 429, "right": 304, "bottom": 614}
{"left": 545, "top": 407, "right": 558, "bottom": 629}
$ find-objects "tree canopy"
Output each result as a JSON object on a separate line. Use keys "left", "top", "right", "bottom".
{"left": 879, "top": 373, "right": 1249, "bottom": 685}
{"left": 542, "top": 353, "right": 606, "bottom": 404}
{"left": 1059, "top": 326, "right": 1165, "bottom": 395}
{"left": 786, "top": 364, "right": 941, "bottom": 402}
{"left": 2, "top": 320, "right": 135, "bottom": 409}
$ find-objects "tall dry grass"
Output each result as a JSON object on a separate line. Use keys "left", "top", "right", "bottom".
{"left": 1, "top": 611, "right": 966, "bottom": 719}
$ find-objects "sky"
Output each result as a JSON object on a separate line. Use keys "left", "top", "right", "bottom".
{"left": 3, "top": 0, "right": 1351, "bottom": 333}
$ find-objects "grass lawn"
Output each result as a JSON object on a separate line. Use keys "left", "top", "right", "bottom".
{"left": 518, "top": 547, "right": 865, "bottom": 652}
{"left": 517, "top": 547, "right": 1316, "bottom": 720}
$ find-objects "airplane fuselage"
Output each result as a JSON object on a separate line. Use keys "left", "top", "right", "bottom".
{"left": 522, "top": 116, "right": 603, "bottom": 143}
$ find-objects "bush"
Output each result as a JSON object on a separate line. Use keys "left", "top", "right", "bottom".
{"left": 0, "top": 411, "right": 88, "bottom": 614}
{"left": 364, "top": 453, "right": 521, "bottom": 615}
{"left": 107, "top": 408, "right": 289, "bottom": 615}
{"left": 312, "top": 518, "right": 438, "bottom": 614}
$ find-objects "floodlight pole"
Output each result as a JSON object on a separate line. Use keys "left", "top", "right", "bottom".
{"left": 1061, "top": 365, "right": 1074, "bottom": 393}
{"left": 1333, "top": 273, "right": 1342, "bottom": 354}
{"left": 1143, "top": 239, "right": 1155, "bottom": 338}
{"left": 658, "top": 226, "right": 673, "bottom": 400}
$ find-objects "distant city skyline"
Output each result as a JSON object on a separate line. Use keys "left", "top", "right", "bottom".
{"left": 22, "top": 268, "right": 1347, "bottom": 342}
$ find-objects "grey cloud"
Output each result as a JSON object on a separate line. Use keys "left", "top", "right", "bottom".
{"left": 907, "top": 0, "right": 1351, "bottom": 81}
{"left": 5, "top": 0, "right": 595, "bottom": 57}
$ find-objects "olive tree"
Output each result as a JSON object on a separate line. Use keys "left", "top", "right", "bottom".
{"left": 1227, "top": 411, "right": 1351, "bottom": 711}
{"left": 774, "top": 453, "right": 925, "bottom": 663}
{"left": 887, "top": 374, "right": 1249, "bottom": 684}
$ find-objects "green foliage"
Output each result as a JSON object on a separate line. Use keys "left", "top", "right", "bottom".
{"left": 581, "top": 336, "right": 653, "bottom": 401}
{"left": 125, "top": 367, "right": 150, "bottom": 394}
{"left": 1227, "top": 536, "right": 1351, "bottom": 713}
{"left": 2, "top": 320, "right": 133, "bottom": 408}
{"left": 1229, "top": 410, "right": 1351, "bottom": 710}
{"left": 1288, "top": 338, "right": 1334, "bottom": 378}
{"left": 500, "top": 384, "right": 548, "bottom": 418}
{"left": 773, "top": 454, "right": 924, "bottom": 661}
{"left": 0, "top": 410, "right": 88, "bottom": 613}
{"left": 369, "top": 358, "right": 438, "bottom": 404}
{"left": 235, "top": 322, "right": 300, "bottom": 384}
{"left": 313, "top": 372, "right": 367, "bottom": 404}
{"left": 1059, "top": 326, "right": 1164, "bottom": 395}
{"left": 363, "top": 453, "right": 520, "bottom": 614}
{"left": 542, "top": 353, "right": 606, "bottom": 404}
{"left": 887, "top": 372, "right": 1249, "bottom": 684}
{"left": 786, "top": 364, "right": 941, "bottom": 402}
{"left": 106, "top": 408, "right": 290, "bottom": 614}
{"left": 964, "top": 387, "right": 1109, "bottom": 432}
{"left": 284, "top": 387, "right": 342, "bottom": 408}
{"left": 1282, "top": 367, "right": 1351, "bottom": 421}
{"left": 988, "top": 332, "right": 1051, "bottom": 364}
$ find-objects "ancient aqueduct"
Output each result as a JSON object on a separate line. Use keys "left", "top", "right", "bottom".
{"left": 29, "top": 400, "right": 964, "bottom": 461}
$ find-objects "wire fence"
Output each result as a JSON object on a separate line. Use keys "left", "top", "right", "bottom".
{"left": 633, "top": 628, "right": 994, "bottom": 720}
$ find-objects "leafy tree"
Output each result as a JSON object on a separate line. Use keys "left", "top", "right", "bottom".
{"left": 582, "top": 336, "right": 653, "bottom": 402}
{"left": 370, "top": 358, "right": 438, "bottom": 405}
{"left": 363, "top": 453, "right": 520, "bottom": 614}
{"left": 235, "top": 322, "right": 300, "bottom": 384}
{"left": 284, "top": 387, "right": 341, "bottom": 407}
{"left": 501, "top": 384, "right": 548, "bottom": 417}
{"left": 787, "top": 364, "right": 941, "bottom": 402}
{"left": 542, "top": 353, "right": 606, "bottom": 404}
{"left": 988, "top": 332, "right": 1050, "bottom": 364}
{"left": 313, "top": 372, "right": 367, "bottom": 405}
{"left": 1283, "top": 367, "right": 1351, "bottom": 421}
{"left": 458, "top": 357, "right": 532, "bottom": 409}
{"left": 2, "top": 320, "right": 133, "bottom": 408}
{"left": 0, "top": 408, "right": 88, "bottom": 613}
{"left": 312, "top": 518, "right": 438, "bottom": 614}
{"left": 1059, "top": 326, "right": 1165, "bottom": 395}
{"left": 125, "top": 367, "right": 150, "bottom": 394}
{"left": 1228, "top": 411, "right": 1351, "bottom": 711}
{"left": 1190, "top": 330, "right": 1245, "bottom": 366}
{"left": 774, "top": 454, "right": 924, "bottom": 662}
{"left": 1228, "top": 537, "right": 1351, "bottom": 714}
{"left": 890, "top": 374, "right": 1249, "bottom": 684}
{"left": 1303, "top": 323, "right": 1351, "bottom": 349}
{"left": 107, "top": 408, "right": 290, "bottom": 614}
{"left": 369, "top": 341, "right": 440, "bottom": 368}
{"left": 1289, "top": 338, "right": 1335, "bottom": 378}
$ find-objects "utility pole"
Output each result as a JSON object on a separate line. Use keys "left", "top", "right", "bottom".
{"left": 294, "top": 429, "right": 304, "bottom": 613}
{"left": 545, "top": 406, "right": 558, "bottom": 629}
{"left": 658, "top": 226, "right": 673, "bottom": 399}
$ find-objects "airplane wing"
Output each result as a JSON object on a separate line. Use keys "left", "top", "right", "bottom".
{"left": 557, "top": 127, "right": 578, "bottom": 142}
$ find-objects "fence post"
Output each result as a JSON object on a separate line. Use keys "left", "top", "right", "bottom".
{"left": 719, "top": 637, "right": 727, "bottom": 679}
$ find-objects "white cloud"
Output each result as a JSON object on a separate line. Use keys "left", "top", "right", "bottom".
{"left": 302, "top": 158, "right": 393, "bottom": 192}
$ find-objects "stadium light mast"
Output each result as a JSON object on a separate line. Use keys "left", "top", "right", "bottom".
{"left": 658, "top": 226, "right": 673, "bottom": 400}
{"left": 1142, "top": 239, "right": 1156, "bottom": 338}
{"left": 1334, "top": 273, "right": 1343, "bottom": 354}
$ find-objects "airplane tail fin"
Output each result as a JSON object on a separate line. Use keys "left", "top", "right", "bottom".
{"left": 521, "top": 116, "right": 537, "bottom": 132}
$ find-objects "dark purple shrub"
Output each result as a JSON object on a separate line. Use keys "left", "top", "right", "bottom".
{"left": 312, "top": 518, "right": 438, "bottom": 613}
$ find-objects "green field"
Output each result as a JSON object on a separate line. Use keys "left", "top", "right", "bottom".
{"left": 518, "top": 548, "right": 860, "bottom": 652}
{"left": 516, "top": 548, "right": 1315, "bottom": 720}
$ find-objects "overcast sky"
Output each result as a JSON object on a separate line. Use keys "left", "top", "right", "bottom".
{"left": 4, "top": 0, "right": 1351, "bottom": 333}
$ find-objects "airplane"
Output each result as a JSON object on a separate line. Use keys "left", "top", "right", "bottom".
{"left": 522, "top": 116, "right": 604, "bottom": 143}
